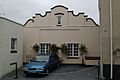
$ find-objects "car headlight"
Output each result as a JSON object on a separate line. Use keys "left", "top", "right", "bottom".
{"left": 38, "top": 68, "right": 44, "bottom": 70}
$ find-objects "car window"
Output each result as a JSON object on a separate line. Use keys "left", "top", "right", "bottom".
{"left": 53, "top": 54, "right": 59, "bottom": 60}
{"left": 49, "top": 56, "right": 55, "bottom": 62}
{"left": 49, "top": 54, "right": 59, "bottom": 62}
{"left": 35, "top": 56, "right": 49, "bottom": 62}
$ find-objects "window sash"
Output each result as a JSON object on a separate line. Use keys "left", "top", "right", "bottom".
{"left": 67, "top": 43, "right": 79, "bottom": 57}
{"left": 11, "top": 38, "right": 17, "bottom": 50}
{"left": 39, "top": 43, "right": 50, "bottom": 55}
{"left": 57, "top": 16, "right": 62, "bottom": 24}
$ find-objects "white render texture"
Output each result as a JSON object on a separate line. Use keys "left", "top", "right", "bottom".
{"left": 0, "top": 17, "right": 23, "bottom": 78}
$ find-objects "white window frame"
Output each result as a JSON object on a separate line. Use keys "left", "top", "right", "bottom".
{"left": 11, "top": 38, "right": 17, "bottom": 51}
{"left": 57, "top": 16, "right": 62, "bottom": 25}
{"left": 67, "top": 43, "right": 79, "bottom": 57}
{"left": 39, "top": 42, "right": 51, "bottom": 55}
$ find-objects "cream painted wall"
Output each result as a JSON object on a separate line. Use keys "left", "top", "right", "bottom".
{"left": 33, "top": 13, "right": 51, "bottom": 27}
{"left": 0, "top": 17, "right": 23, "bottom": 78}
{"left": 68, "top": 13, "right": 84, "bottom": 26}
{"left": 100, "top": 0, "right": 120, "bottom": 64}
{"left": 39, "top": 28, "right": 99, "bottom": 56}
{"left": 100, "top": 0, "right": 110, "bottom": 64}
{"left": 112, "top": 0, "right": 120, "bottom": 64}
{"left": 24, "top": 5, "right": 99, "bottom": 65}
{"left": 24, "top": 27, "right": 100, "bottom": 64}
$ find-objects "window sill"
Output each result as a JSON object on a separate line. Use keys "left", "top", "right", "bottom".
{"left": 85, "top": 56, "right": 100, "bottom": 60}
{"left": 67, "top": 57, "right": 79, "bottom": 59}
{"left": 11, "top": 50, "right": 18, "bottom": 53}
{"left": 57, "top": 24, "right": 62, "bottom": 26}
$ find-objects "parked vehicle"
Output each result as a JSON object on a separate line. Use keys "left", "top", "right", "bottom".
{"left": 23, "top": 54, "right": 60, "bottom": 76}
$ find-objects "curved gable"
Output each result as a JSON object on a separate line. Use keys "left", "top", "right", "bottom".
{"left": 35, "top": 11, "right": 51, "bottom": 17}
{"left": 24, "top": 19, "right": 34, "bottom": 26}
{"left": 24, "top": 5, "right": 98, "bottom": 27}
{"left": 68, "top": 11, "right": 85, "bottom": 17}
{"left": 86, "top": 18, "right": 98, "bottom": 26}
{"left": 51, "top": 5, "right": 68, "bottom": 10}
{"left": 68, "top": 11, "right": 98, "bottom": 27}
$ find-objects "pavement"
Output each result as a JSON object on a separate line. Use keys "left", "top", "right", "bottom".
{"left": 0, "top": 64, "right": 99, "bottom": 80}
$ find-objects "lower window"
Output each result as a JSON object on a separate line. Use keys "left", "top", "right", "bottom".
{"left": 67, "top": 43, "right": 79, "bottom": 57}
{"left": 39, "top": 43, "right": 51, "bottom": 55}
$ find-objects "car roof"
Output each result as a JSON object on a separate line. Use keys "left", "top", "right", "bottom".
{"left": 36, "top": 54, "right": 59, "bottom": 58}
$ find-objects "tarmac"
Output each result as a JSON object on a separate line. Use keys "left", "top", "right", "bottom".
{"left": 0, "top": 64, "right": 100, "bottom": 80}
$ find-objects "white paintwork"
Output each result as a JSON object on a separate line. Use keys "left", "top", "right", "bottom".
{"left": 0, "top": 17, "right": 23, "bottom": 78}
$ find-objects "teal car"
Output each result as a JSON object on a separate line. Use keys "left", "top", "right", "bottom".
{"left": 23, "top": 54, "right": 60, "bottom": 76}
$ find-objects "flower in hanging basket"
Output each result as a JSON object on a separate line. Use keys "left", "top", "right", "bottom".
{"left": 50, "top": 44, "right": 60, "bottom": 54}
{"left": 61, "top": 44, "right": 68, "bottom": 55}
{"left": 32, "top": 43, "right": 39, "bottom": 53}
{"left": 79, "top": 43, "right": 88, "bottom": 55}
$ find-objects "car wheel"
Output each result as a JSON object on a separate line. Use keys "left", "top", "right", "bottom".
{"left": 57, "top": 63, "right": 60, "bottom": 68}
{"left": 25, "top": 73, "right": 30, "bottom": 77}
{"left": 23, "top": 71, "right": 30, "bottom": 76}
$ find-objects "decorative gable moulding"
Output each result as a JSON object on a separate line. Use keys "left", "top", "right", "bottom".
{"left": 24, "top": 5, "right": 98, "bottom": 27}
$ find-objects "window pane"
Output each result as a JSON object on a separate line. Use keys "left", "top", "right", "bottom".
{"left": 11, "top": 38, "right": 17, "bottom": 50}
{"left": 67, "top": 43, "right": 79, "bottom": 57}
{"left": 74, "top": 54, "right": 78, "bottom": 56}
{"left": 67, "top": 44, "right": 72, "bottom": 56}
{"left": 57, "top": 16, "right": 61, "bottom": 24}
{"left": 39, "top": 43, "right": 50, "bottom": 55}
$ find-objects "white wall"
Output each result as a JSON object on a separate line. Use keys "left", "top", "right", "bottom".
{"left": 0, "top": 17, "right": 23, "bottom": 78}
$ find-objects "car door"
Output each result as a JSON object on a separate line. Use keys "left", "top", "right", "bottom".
{"left": 53, "top": 54, "right": 59, "bottom": 66}
{"left": 49, "top": 55, "right": 56, "bottom": 70}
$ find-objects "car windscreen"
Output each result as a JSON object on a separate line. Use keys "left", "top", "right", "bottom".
{"left": 35, "top": 56, "right": 49, "bottom": 62}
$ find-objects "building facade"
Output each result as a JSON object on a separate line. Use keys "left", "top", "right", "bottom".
{"left": 100, "top": 0, "right": 120, "bottom": 80}
{"left": 24, "top": 5, "right": 100, "bottom": 65}
{"left": 0, "top": 17, "right": 23, "bottom": 78}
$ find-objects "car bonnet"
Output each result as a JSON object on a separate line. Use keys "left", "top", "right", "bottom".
{"left": 25, "top": 61, "right": 48, "bottom": 68}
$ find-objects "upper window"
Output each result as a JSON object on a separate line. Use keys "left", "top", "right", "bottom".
{"left": 11, "top": 38, "right": 17, "bottom": 50}
{"left": 57, "top": 16, "right": 62, "bottom": 26}
{"left": 67, "top": 43, "right": 79, "bottom": 57}
{"left": 11, "top": 38, "right": 17, "bottom": 53}
{"left": 39, "top": 43, "right": 51, "bottom": 55}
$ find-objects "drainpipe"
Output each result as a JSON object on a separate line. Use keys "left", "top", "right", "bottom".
{"left": 100, "top": 25, "right": 103, "bottom": 80}
{"left": 98, "top": 0, "right": 103, "bottom": 79}
{"left": 109, "top": 0, "right": 113, "bottom": 79}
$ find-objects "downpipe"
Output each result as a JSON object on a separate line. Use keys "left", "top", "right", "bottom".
{"left": 109, "top": 0, "right": 113, "bottom": 79}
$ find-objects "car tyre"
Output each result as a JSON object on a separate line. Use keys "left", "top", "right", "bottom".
{"left": 25, "top": 73, "right": 30, "bottom": 77}
{"left": 57, "top": 63, "right": 60, "bottom": 68}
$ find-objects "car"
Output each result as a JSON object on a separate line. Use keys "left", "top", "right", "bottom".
{"left": 23, "top": 54, "right": 60, "bottom": 76}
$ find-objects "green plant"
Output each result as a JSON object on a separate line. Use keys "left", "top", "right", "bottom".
{"left": 32, "top": 43, "right": 39, "bottom": 53}
{"left": 79, "top": 43, "right": 87, "bottom": 55}
{"left": 113, "top": 48, "right": 120, "bottom": 55}
{"left": 50, "top": 44, "right": 60, "bottom": 54}
{"left": 61, "top": 44, "right": 68, "bottom": 55}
